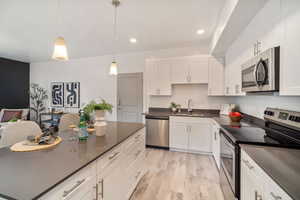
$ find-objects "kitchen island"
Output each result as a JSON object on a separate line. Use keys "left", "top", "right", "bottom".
{"left": 0, "top": 122, "right": 145, "bottom": 200}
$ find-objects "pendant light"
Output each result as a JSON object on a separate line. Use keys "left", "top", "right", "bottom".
{"left": 52, "top": 0, "right": 69, "bottom": 61}
{"left": 109, "top": 0, "right": 120, "bottom": 75}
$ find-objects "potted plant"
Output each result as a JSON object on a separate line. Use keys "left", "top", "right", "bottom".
{"left": 169, "top": 102, "right": 179, "bottom": 113}
{"left": 83, "top": 99, "right": 113, "bottom": 136}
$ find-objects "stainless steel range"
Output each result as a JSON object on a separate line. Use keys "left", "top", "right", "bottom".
{"left": 220, "top": 108, "right": 300, "bottom": 200}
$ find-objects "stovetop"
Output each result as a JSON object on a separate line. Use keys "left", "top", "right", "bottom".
{"left": 221, "top": 124, "right": 300, "bottom": 148}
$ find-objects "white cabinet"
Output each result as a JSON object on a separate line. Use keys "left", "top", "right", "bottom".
{"left": 189, "top": 57, "right": 209, "bottom": 84}
{"left": 170, "top": 117, "right": 212, "bottom": 154}
{"left": 170, "top": 56, "right": 209, "bottom": 84}
{"left": 171, "top": 58, "right": 189, "bottom": 84}
{"left": 208, "top": 57, "right": 225, "bottom": 96}
{"left": 41, "top": 128, "right": 146, "bottom": 200}
{"left": 224, "top": 62, "right": 245, "bottom": 96}
{"left": 146, "top": 60, "right": 171, "bottom": 96}
{"left": 241, "top": 150, "right": 293, "bottom": 200}
{"left": 211, "top": 121, "right": 220, "bottom": 170}
{"left": 280, "top": 0, "right": 300, "bottom": 96}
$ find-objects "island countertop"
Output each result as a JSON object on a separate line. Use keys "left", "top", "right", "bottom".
{"left": 0, "top": 122, "right": 144, "bottom": 200}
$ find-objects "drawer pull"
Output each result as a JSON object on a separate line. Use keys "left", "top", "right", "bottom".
{"left": 135, "top": 171, "right": 141, "bottom": 179}
{"left": 62, "top": 178, "right": 86, "bottom": 198}
{"left": 270, "top": 192, "right": 282, "bottom": 200}
{"left": 98, "top": 179, "right": 104, "bottom": 199}
{"left": 135, "top": 150, "right": 142, "bottom": 157}
{"left": 135, "top": 134, "right": 141, "bottom": 139}
{"left": 108, "top": 152, "right": 119, "bottom": 160}
{"left": 242, "top": 159, "right": 254, "bottom": 170}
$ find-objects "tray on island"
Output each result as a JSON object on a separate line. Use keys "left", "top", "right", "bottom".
{"left": 10, "top": 136, "right": 62, "bottom": 152}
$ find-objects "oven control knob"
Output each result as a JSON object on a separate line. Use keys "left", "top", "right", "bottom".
{"left": 264, "top": 111, "right": 274, "bottom": 116}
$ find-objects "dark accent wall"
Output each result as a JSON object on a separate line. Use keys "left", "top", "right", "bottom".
{"left": 0, "top": 58, "right": 30, "bottom": 109}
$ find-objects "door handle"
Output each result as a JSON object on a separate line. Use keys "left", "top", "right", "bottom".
{"left": 255, "top": 190, "right": 263, "bottom": 200}
{"left": 98, "top": 179, "right": 104, "bottom": 199}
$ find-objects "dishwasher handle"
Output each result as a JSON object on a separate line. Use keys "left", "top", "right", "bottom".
{"left": 145, "top": 115, "right": 169, "bottom": 120}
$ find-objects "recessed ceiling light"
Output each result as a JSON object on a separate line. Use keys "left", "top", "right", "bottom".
{"left": 130, "top": 38, "right": 137, "bottom": 43}
{"left": 197, "top": 29, "right": 205, "bottom": 35}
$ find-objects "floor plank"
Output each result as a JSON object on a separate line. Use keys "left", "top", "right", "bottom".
{"left": 131, "top": 149, "right": 224, "bottom": 200}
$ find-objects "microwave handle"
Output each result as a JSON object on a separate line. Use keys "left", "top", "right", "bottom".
{"left": 253, "top": 63, "right": 259, "bottom": 86}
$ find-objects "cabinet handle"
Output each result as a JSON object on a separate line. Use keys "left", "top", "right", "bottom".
{"left": 108, "top": 152, "right": 119, "bottom": 160}
{"left": 255, "top": 190, "right": 263, "bottom": 200}
{"left": 94, "top": 184, "right": 98, "bottom": 200}
{"left": 242, "top": 159, "right": 254, "bottom": 170}
{"left": 135, "top": 171, "right": 141, "bottom": 179}
{"left": 62, "top": 178, "right": 86, "bottom": 198}
{"left": 270, "top": 192, "right": 282, "bottom": 200}
{"left": 214, "top": 131, "right": 217, "bottom": 140}
{"left": 135, "top": 134, "right": 141, "bottom": 140}
{"left": 98, "top": 179, "right": 104, "bottom": 199}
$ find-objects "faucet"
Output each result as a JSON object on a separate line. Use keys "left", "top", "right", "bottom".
{"left": 187, "top": 99, "right": 192, "bottom": 113}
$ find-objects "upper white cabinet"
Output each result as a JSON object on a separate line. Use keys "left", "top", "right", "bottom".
{"left": 280, "top": 0, "right": 300, "bottom": 96}
{"left": 169, "top": 117, "right": 212, "bottom": 154}
{"left": 146, "top": 60, "right": 172, "bottom": 96}
{"left": 208, "top": 57, "right": 225, "bottom": 96}
{"left": 171, "top": 56, "right": 209, "bottom": 84}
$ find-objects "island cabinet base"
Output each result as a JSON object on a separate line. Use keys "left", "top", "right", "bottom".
{"left": 40, "top": 128, "right": 146, "bottom": 200}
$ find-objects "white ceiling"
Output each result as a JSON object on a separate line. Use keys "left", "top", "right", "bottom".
{"left": 0, "top": 0, "right": 225, "bottom": 62}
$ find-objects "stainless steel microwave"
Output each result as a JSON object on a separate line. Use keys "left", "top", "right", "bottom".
{"left": 241, "top": 46, "right": 280, "bottom": 93}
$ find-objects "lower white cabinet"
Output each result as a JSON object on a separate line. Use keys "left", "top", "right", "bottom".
{"left": 170, "top": 117, "right": 212, "bottom": 154}
{"left": 211, "top": 121, "right": 220, "bottom": 170}
{"left": 41, "top": 128, "right": 146, "bottom": 200}
{"left": 241, "top": 149, "right": 292, "bottom": 200}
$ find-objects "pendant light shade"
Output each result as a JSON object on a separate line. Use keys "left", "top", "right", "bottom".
{"left": 109, "top": 61, "right": 118, "bottom": 75}
{"left": 52, "top": 36, "right": 69, "bottom": 61}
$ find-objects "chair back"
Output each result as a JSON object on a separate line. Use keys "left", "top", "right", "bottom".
{"left": 0, "top": 121, "right": 42, "bottom": 148}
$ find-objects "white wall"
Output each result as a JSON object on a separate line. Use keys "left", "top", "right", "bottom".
{"left": 225, "top": 0, "right": 300, "bottom": 119}
{"left": 30, "top": 46, "right": 209, "bottom": 121}
{"left": 149, "top": 84, "right": 229, "bottom": 110}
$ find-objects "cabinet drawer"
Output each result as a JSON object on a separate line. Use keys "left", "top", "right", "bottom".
{"left": 265, "top": 174, "right": 293, "bottom": 200}
{"left": 170, "top": 116, "right": 211, "bottom": 123}
{"left": 241, "top": 150, "right": 266, "bottom": 179}
{"left": 97, "top": 144, "right": 124, "bottom": 174}
{"left": 40, "top": 165, "right": 95, "bottom": 200}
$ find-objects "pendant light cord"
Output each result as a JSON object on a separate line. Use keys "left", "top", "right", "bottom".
{"left": 113, "top": 3, "right": 118, "bottom": 61}
{"left": 56, "top": 0, "right": 61, "bottom": 36}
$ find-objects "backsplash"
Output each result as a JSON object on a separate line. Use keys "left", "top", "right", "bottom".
{"left": 148, "top": 84, "right": 230, "bottom": 110}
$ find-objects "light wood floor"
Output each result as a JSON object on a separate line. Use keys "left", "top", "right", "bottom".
{"left": 130, "top": 148, "right": 224, "bottom": 200}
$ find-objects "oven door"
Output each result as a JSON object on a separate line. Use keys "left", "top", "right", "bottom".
{"left": 220, "top": 133, "right": 236, "bottom": 199}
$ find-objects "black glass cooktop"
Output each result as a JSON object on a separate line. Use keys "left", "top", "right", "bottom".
{"left": 221, "top": 125, "right": 300, "bottom": 148}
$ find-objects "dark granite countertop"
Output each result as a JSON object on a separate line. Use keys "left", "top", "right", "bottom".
{"left": 240, "top": 145, "right": 300, "bottom": 200}
{"left": 0, "top": 122, "right": 144, "bottom": 200}
{"left": 143, "top": 108, "right": 220, "bottom": 119}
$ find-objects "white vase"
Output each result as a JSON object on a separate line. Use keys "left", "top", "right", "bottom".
{"left": 94, "top": 110, "right": 107, "bottom": 136}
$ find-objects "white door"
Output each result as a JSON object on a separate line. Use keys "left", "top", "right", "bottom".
{"left": 188, "top": 122, "right": 212, "bottom": 153}
{"left": 171, "top": 58, "right": 189, "bottom": 84}
{"left": 189, "top": 57, "right": 209, "bottom": 83}
{"left": 208, "top": 57, "right": 224, "bottom": 96}
{"left": 117, "top": 73, "right": 143, "bottom": 123}
{"left": 170, "top": 122, "right": 188, "bottom": 150}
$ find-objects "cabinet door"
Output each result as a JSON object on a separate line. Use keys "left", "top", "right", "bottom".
{"left": 212, "top": 126, "right": 220, "bottom": 169}
{"left": 189, "top": 57, "right": 209, "bottom": 83}
{"left": 170, "top": 122, "right": 188, "bottom": 150}
{"left": 208, "top": 57, "right": 224, "bottom": 96}
{"left": 157, "top": 60, "right": 172, "bottom": 95}
{"left": 188, "top": 122, "right": 212, "bottom": 153}
{"left": 146, "top": 61, "right": 158, "bottom": 95}
{"left": 171, "top": 58, "right": 189, "bottom": 84}
{"left": 280, "top": 0, "right": 300, "bottom": 96}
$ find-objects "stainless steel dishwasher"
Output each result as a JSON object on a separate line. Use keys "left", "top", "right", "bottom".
{"left": 145, "top": 115, "right": 169, "bottom": 149}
